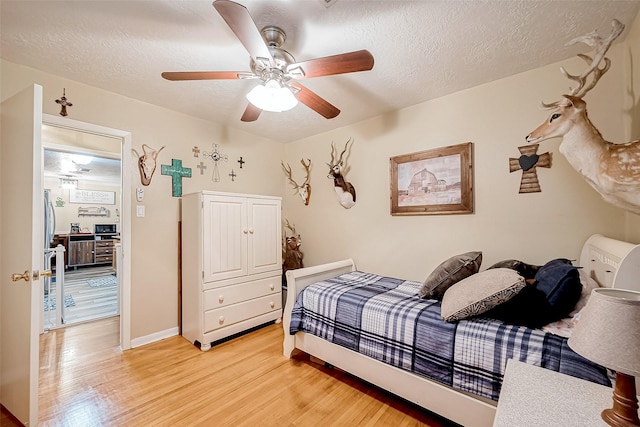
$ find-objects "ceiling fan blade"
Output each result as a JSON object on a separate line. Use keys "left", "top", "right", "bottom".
{"left": 161, "top": 71, "right": 249, "bottom": 81}
{"left": 241, "top": 103, "right": 262, "bottom": 122}
{"left": 287, "top": 50, "right": 374, "bottom": 79}
{"left": 213, "top": 0, "right": 274, "bottom": 67}
{"left": 290, "top": 83, "right": 340, "bottom": 119}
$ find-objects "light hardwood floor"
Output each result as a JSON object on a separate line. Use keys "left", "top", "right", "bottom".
{"left": 3, "top": 318, "right": 460, "bottom": 426}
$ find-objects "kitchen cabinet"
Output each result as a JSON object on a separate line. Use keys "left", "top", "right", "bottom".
{"left": 65, "top": 234, "right": 117, "bottom": 268}
{"left": 68, "top": 235, "right": 95, "bottom": 267}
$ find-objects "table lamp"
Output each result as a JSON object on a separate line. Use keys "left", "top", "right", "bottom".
{"left": 568, "top": 288, "right": 640, "bottom": 427}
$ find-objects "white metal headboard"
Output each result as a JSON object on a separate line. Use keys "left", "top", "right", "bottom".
{"left": 579, "top": 234, "right": 640, "bottom": 292}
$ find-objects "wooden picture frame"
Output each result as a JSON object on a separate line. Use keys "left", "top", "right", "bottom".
{"left": 390, "top": 142, "right": 473, "bottom": 215}
{"left": 69, "top": 189, "right": 116, "bottom": 205}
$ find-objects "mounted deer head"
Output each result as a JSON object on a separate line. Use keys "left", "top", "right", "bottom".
{"left": 282, "top": 219, "right": 303, "bottom": 272}
{"left": 132, "top": 144, "right": 165, "bottom": 186}
{"left": 526, "top": 19, "right": 640, "bottom": 215}
{"left": 281, "top": 159, "right": 312, "bottom": 205}
{"left": 327, "top": 139, "right": 357, "bottom": 209}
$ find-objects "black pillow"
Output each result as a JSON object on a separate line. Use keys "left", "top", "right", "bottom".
{"left": 533, "top": 258, "right": 582, "bottom": 320}
{"left": 485, "top": 258, "right": 582, "bottom": 328}
{"left": 484, "top": 284, "right": 552, "bottom": 328}
{"left": 487, "top": 259, "right": 541, "bottom": 280}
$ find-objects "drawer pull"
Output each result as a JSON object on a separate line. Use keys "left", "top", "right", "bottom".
{"left": 269, "top": 284, "right": 274, "bottom": 291}
{"left": 218, "top": 295, "right": 224, "bottom": 304}
{"left": 219, "top": 316, "right": 225, "bottom": 324}
{"left": 270, "top": 301, "right": 275, "bottom": 309}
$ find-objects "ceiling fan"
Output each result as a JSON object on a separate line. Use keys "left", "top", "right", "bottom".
{"left": 161, "top": 0, "right": 374, "bottom": 122}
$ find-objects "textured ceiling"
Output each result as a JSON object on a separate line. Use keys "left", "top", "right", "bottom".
{"left": 2, "top": 1, "right": 639, "bottom": 143}
{"left": 42, "top": 125, "right": 122, "bottom": 186}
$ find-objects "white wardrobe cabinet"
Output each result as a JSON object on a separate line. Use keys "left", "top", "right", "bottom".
{"left": 181, "top": 191, "right": 282, "bottom": 351}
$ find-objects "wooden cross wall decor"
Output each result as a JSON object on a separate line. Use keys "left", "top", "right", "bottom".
{"left": 161, "top": 159, "right": 192, "bottom": 197}
{"left": 55, "top": 88, "right": 73, "bottom": 117}
{"left": 509, "top": 144, "right": 552, "bottom": 193}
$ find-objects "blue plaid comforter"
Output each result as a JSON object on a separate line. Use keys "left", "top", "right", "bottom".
{"left": 289, "top": 271, "right": 611, "bottom": 401}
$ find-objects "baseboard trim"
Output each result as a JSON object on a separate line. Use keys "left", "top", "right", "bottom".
{"left": 130, "top": 326, "right": 179, "bottom": 348}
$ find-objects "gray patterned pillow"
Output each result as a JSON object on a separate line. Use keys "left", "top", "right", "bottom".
{"left": 419, "top": 251, "right": 482, "bottom": 300}
{"left": 441, "top": 268, "right": 526, "bottom": 322}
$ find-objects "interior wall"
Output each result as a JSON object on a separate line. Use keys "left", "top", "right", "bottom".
{"left": 624, "top": 12, "right": 640, "bottom": 241}
{"left": 0, "top": 59, "right": 285, "bottom": 341}
{"left": 282, "top": 42, "right": 633, "bottom": 282}
{"left": 44, "top": 177, "right": 121, "bottom": 234}
{"left": 2, "top": 16, "right": 638, "bottom": 342}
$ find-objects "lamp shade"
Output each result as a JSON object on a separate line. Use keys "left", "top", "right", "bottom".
{"left": 246, "top": 79, "right": 298, "bottom": 112}
{"left": 568, "top": 288, "right": 640, "bottom": 377}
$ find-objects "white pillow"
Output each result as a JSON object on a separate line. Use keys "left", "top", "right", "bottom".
{"left": 441, "top": 268, "right": 525, "bottom": 322}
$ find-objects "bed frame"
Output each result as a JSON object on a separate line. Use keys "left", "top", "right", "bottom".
{"left": 282, "top": 234, "right": 640, "bottom": 427}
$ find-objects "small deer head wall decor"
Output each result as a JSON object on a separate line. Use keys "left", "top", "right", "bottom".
{"left": 282, "top": 219, "right": 303, "bottom": 273}
{"left": 526, "top": 19, "right": 640, "bottom": 215}
{"left": 327, "top": 139, "right": 357, "bottom": 209}
{"left": 132, "top": 144, "right": 165, "bottom": 186}
{"left": 281, "top": 158, "right": 312, "bottom": 205}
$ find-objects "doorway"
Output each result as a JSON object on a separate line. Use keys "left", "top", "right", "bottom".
{"left": 43, "top": 141, "right": 121, "bottom": 328}
{"left": 42, "top": 114, "right": 132, "bottom": 349}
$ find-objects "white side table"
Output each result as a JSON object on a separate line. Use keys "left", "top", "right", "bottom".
{"left": 493, "top": 359, "right": 614, "bottom": 427}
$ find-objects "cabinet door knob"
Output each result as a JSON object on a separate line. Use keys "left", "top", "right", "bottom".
{"left": 243, "top": 228, "right": 248, "bottom": 234}
{"left": 218, "top": 295, "right": 224, "bottom": 303}
{"left": 219, "top": 316, "right": 225, "bottom": 324}
{"left": 270, "top": 301, "right": 275, "bottom": 308}
{"left": 269, "top": 284, "right": 274, "bottom": 291}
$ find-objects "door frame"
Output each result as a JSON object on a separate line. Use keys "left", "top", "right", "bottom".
{"left": 42, "top": 114, "right": 132, "bottom": 349}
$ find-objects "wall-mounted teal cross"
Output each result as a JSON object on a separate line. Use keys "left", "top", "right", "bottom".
{"left": 161, "top": 158, "right": 192, "bottom": 197}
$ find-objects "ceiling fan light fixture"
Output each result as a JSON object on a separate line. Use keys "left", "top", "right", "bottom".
{"left": 246, "top": 79, "right": 298, "bottom": 112}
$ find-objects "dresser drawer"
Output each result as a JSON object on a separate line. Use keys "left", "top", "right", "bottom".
{"left": 95, "top": 240, "right": 114, "bottom": 248}
{"left": 204, "top": 294, "right": 281, "bottom": 332}
{"left": 203, "top": 276, "right": 281, "bottom": 310}
{"left": 95, "top": 255, "right": 113, "bottom": 263}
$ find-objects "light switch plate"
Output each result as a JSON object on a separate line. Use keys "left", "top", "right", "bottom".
{"left": 136, "top": 205, "right": 145, "bottom": 217}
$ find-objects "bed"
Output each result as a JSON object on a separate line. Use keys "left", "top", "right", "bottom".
{"left": 282, "top": 234, "right": 640, "bottom": 427}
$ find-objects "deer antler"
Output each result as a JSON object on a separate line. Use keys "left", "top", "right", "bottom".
{"left": 300, "top": 159, "right": 311, "bottom": 186}
{"left": 338, "top": 139, "right": 351, "bottom": 165}
{"left": 542, "top": 19, "right": 624, "bottom": 108}
{"left": 329, "top": 142, "right": 336, "bottom": 166}
{"left": 284, "top": 218, "right": 296, "bottom": 235}
{"left": 281, "top": 161, "right": 301, "bottom": 191}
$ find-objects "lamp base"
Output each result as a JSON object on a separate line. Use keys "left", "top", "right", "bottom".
{"left": 601, "top": 372, "right": 640, "bottom": 427}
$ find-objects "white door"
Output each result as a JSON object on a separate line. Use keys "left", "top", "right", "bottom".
{"left": 203, "top": 194, "right": 248, "bottom": 282}
{"left": 247, "top": 198, "right": 282, "bottom": 275}
{"left": 0, "top": 84, "right": 43, "bottom": 425}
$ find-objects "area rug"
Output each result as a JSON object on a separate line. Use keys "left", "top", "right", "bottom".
{"left": 44, "top": 294, "right": 75, "bottom": 311}
{"left": 87, "top": 275, "right": 117, "bottom": 287}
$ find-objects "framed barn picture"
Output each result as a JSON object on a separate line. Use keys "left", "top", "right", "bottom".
{"left": 390, "top": 142, "right": 473, "bottom": 215}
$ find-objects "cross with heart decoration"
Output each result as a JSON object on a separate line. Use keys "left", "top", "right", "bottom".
{"left": 509, "top": 144, "right": 552, "bottom": 193}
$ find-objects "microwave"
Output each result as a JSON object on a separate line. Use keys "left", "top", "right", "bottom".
{"left": 95, "top": 224, "right": 117, "bottom": 235}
